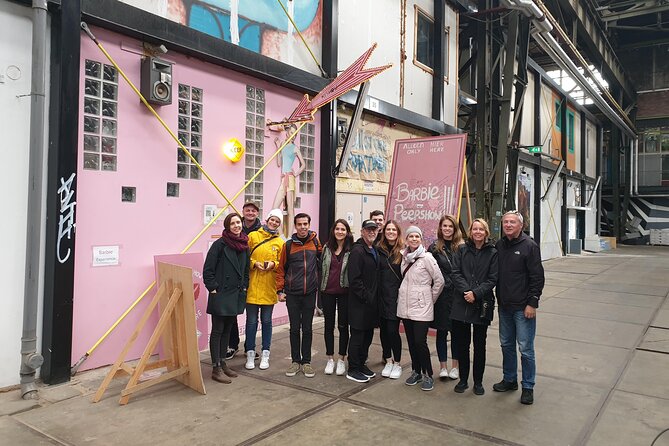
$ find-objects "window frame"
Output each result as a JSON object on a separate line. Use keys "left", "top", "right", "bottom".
{"left": 412, "top": 5, "right": 449, "bottom": 83}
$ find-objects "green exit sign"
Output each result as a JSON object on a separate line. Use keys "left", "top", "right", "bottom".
{"left": 528, "top": 146, "right": 542, "bottom": 153}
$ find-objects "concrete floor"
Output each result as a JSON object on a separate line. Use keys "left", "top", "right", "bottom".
{"left": 2, "top": 245, "right": 669, "bottom": 445}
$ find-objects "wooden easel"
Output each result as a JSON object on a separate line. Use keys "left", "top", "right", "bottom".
{"left": 93, "top": 262, "right": 206, "bottom": 405}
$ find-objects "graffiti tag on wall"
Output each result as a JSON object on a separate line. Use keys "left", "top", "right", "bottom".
{"left": 57, "top": 173, "right": 76, "bottom": 264}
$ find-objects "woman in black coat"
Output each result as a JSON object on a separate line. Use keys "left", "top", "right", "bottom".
{"left": 203, "top": 213, "right": 250, "bottom": 384}
{"left": 377, "top": 220, "right": 404, "bottom": 380}
{"left": 450, "top": 218, "right": 498, "bottom": 396}
{"left": 427, "top": 215, "right": 464, "bottom": 381}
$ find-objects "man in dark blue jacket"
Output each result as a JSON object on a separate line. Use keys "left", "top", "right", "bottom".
{"left": 493, "top": 211, "right": 545, "bottom": 405}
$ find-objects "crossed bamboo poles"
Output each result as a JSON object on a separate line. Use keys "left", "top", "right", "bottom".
{"left": 73, "top": 23, "right": 307, "bottom": 374}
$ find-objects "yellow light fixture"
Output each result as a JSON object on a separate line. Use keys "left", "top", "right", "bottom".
{"left": 222, "top": 138, "right": 244, "bottom": 162}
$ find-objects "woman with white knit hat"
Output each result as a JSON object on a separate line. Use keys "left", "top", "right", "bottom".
{"left": 244, "top": 208, "right": 285, "bottom": 370}
{"left": 397, "top": 225, "right": 445, "bottom": 391}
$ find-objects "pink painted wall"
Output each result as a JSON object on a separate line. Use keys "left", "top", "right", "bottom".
{"left": 73, "top": 27, "right": 321, "bottom": 371}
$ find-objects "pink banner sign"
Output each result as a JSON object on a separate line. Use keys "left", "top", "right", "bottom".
{"left": 153, "top": 253, "right": 208, "bottom": 351}
{"left": 386, "top": 134, "right": 467, "bottom": 245}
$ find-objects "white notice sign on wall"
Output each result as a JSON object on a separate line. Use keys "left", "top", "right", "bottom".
{"left": 93, "top": 245, "right": 119, "bottom": 267}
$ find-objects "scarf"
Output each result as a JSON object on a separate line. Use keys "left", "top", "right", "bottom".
{"left": 220, "top": 229, "right": 249, "bottom": 252}
{"left": 404, "top": 244, "right": 425, "bottom": 264}
{"left": 262, "top": 224, "right": 279, "bottom": 235}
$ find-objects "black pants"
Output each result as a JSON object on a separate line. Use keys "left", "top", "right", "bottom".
{"left": 228, "top": 318, "right": 240, "bottom": 350}
{"left": 210, "top": 315, "right": 236, "bottom": 366}
{"left": 322, "top": 292, "right": 350, "bottom": 356}
{"left": 286, "top": 292, "right": 316, "bottom": 364}
{"left": 379, "top": 317, "right": 402, "bottom": 362}
{"left": 451, "top": 319, "right": 488, "bottom": 385}
{"left": 348, "top": 327, "right": 374, "bottom": 373}
{"left": 403, "top": 319, "right": 432, "bottom": 376}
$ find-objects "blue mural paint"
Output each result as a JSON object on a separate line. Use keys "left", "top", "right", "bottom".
{"left": 186, "top": 0, "right": 320, "bottom": 54}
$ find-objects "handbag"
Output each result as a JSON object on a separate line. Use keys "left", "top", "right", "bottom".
{"left": 479, "top": 298, "right": 495, "bottom": 322}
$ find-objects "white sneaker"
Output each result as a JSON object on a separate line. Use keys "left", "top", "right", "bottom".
{"left": 389, "top": 364, "right": 402, "bottom": 379}
{"left": 449, "top": 367, "right": 459, "bottom": 380}
{"left": 324, "top": 359, "right": 335, "bottom": 375}
{"left": 439, "top": 368, "right": 449, "bottom": 379}
{"left": 381, "top": 362, "right": 394, "bottom": 378}
{"left": 335, "top": 359, "right": 346, "bottom": 376}
{"left": 259, "top": 350, "right": 270, "bottom": 370}
{"left": 245, "top": 350, "right": 255, "bottom": 370}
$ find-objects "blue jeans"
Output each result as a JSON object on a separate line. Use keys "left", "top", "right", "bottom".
{"left": 244, "top": 304, "right": 274, "bottom": 352}
{"left": 436, "top": 329, "right": 457, "bottom": 363}
{"left": 498, "top": 307, "right": 536, "bottom": 389}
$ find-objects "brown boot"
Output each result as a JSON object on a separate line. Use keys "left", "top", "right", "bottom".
{"left": 221, "top": 362, "right": 238, "bottom": 378}
{"left": 212, "top": 366, "right": 231, "bottom": 384}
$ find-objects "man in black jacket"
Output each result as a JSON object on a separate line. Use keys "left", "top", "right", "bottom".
{"left": 346, "top": 219, "right": 380, "bottom": 383}
{"left": 493, "top": 211, "right": 545, "bottom": 405}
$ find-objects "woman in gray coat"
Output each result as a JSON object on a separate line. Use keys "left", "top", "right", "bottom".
{"left": 203, "top": 213, "right": 250, "bottom": 384}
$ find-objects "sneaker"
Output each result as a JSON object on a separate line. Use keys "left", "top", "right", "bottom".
{"left": 473, "top": 383, "right": 485, "bottom": 395}
{"left": 389, "top": 364, "right": 402, "bottom": 379}
{"left": 381, "top": 362, "right": 394, "bottom": 378}
{"left": 324, "top": 359, "right": 335, "bottom": 375}
{"left": 302, "top": 363, "right": 315, "bottom": 378}
{"left": 405, "top": 370, "right": 422, "bottom": 386}
{"left": 454, "top": 381, "right": 469, "bottom": 393}
{"left": 361, "top": 365, "right": 376, "bottom": 378}
{"left": 449, "top": 367, "right": 459, "bottom": 380}
{"left": 439, "top": 368, "right": 449, "bottom": 380}
{"left": 259, "top": 350, "right": 270, "bottom": 370}
{"left": 346, "top": 370, "right": 370, "bottom": 383}
{"left": 493, "top": 379, "right": 519, "bottom": 392}
{"left": 245, "top": 350, "right": 255, "bottom": 370}
{"left": 335, "top": 359, "right": 346, "bottom": 376}
{"left": 285, "top": 362, "right": 300, "bottom": 377}
{"left": 421, "top": 375, "right": 434, "bottom": 391}
{"left": 520, "top": 388, "right": 534, "bottom": 405}
{"left": 224, "top": 347, "right": 238, "bottom": 360}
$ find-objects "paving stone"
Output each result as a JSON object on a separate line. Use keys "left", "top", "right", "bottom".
{"left": 652, "top": 309, "right": 669, "bottom": 328}
{"left": 587, "top": 391, "right": 669, "bottom": 446}
{"left": 350, "top": 374, "right": 606, "bottom": 446}
{"left": 540, "top": 298, "right": 656, "bottom": 325}
{"left": 537, "top": 312, "right": 645, "bottom": 348}
{"left": 0, "top": 416, "right": 59, "bottom": 445}
{"left": 618, "top": 350, "right": 669, "bottom": 399}
{"left": 639, "top": 327, "right": 669, "bottom": 353}
{"left": 555, "top": 288, "right": 664, "bottom": 308}
{"left": 255, "top": 400, "right": 497, "bottom": 446}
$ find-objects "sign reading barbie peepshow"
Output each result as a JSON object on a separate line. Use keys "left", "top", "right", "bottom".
{"left": 386, "top": 134, "right": 467, "bottom": 244}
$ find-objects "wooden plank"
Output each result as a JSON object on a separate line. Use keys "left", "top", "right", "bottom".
{"left": 120, "top": 367, "right": 188, "bottom": 397}
{"left": 119, "top": 287, "right": 182, "bottom": 405}
{"left": 92, "top": 283, "right": 167, "bottom": 403}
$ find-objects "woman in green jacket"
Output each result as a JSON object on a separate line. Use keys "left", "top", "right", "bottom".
{"left": 203, "top": 213, "right": 250, "bottom": 384}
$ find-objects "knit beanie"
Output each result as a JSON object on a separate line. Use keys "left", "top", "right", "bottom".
{"left": 405, "top": 225, "right": 422, "bottom": 238}
{"left": 266, "top": 208, "right": 284, "bottom": 224}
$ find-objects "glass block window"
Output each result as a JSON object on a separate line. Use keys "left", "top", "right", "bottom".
{"left": 244, "top": 85, "right": 265, "bottom": 211}
{"left": 299, "top": 123, "right": 315, "bottom": 194}
{"left": 177, "top": 84, "right": 203, "bottom": 179}
{"left": 83, "top": 60, "right": 118, "bottom": 171}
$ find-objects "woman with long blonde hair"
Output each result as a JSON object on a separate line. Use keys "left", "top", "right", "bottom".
{"left": 377, "top": 220, "right": 405, "bottom": 379}
{"left": 427, "top": 215, "right": 464, "bottom": 381}
{"left": 450, "top": 218, "right": 498, "bottom": 395}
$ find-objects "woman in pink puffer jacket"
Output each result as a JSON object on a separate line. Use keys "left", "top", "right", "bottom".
{"left": 397, "top": 226, "right": 444, "bottom": 391}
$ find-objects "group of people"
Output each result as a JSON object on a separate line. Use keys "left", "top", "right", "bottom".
{"left": 203, "top": 203, "right": 544, "bottom": 406}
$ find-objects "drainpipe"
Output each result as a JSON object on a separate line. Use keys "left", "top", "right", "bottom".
{"left": 21, "top": 0, "right": 48, "bottom": 399}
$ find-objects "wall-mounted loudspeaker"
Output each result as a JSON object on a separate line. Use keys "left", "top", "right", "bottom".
{"left": 140, "top": 57, "right": 173, "bottom": 106}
